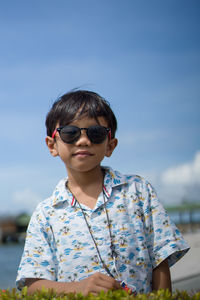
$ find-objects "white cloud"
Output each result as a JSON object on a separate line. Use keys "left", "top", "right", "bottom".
{"left": 161, "top": 151, "right": 200, "bottom": 185}
{"left": 12, "top": 188, "right": 42, "bottom": 210}
{"left": 157, "top": 151, "right": 200, "bottom": 205}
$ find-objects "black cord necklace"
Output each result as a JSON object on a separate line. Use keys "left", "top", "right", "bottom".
{"left": 66, "top": 182, "right": 118, "bottom": 278}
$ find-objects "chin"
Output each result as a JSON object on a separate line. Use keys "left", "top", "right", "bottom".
{"left": 71, "top": 164, "right": 102, "bottom": 173}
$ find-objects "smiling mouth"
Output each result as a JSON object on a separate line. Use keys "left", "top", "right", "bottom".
{"left": 73, "top": 151, "right": 93, "bottom": 157}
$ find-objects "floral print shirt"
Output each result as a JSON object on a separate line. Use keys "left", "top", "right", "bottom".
{"left": 16, "top": 167, "right": 189, "bottom": 293}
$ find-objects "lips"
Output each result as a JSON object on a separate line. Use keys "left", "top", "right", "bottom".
{"left": 73, "top": 151, "right": 93, "bottom": 157}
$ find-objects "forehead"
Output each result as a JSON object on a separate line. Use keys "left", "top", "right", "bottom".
{"left": 66, "top": 116, "right": 109, "bottom": 128}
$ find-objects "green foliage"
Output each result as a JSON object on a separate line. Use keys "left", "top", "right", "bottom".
{"left": 0, "top": 288, "right": 200, "bottom": 300}
{"left": 165, "top": 203, "right": 200, "bottom": 213}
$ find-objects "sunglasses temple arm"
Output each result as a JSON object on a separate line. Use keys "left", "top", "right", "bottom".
{"left": 108, "top": 129, "right": 111, "bottom": 140}
{"left": 52, "top": 129, "right": 57, "bottom": 139}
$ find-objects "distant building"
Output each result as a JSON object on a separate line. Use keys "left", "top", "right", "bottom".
{"left": 0, "top": 213, "right": 30, "bottom": 243}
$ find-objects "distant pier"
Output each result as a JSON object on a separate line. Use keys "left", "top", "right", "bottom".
{"left": 165, "top": 202, "right": 200, "bottom": 233}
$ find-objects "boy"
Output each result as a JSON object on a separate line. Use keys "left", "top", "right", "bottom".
{"left": 16, "top": 90, "right": 189, "bottom": 295}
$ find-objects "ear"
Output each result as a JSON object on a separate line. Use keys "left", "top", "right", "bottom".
{"left": 45, "top": 136, "right": 59, "bottom": 157}
{"left": 105, "top": 138, "right": 118, "bottom": 157}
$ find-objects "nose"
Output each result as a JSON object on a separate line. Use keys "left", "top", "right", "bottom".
{"left": 75, "top": 129, "right": 91, "bottom": 146}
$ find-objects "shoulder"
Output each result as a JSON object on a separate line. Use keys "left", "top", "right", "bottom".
{"left": 103, "top": 166, "right": 153, "bottom": 192}
{"left": 31, "top": 177, "right": 68, "bottom": 220}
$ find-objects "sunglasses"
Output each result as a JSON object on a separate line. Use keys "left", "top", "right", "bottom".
{"left": 52, "top": 125, "right": 111, "bottom": 144}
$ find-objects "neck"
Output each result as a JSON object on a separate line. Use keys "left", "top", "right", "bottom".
{"left": 66, "top": 167, "right": 105, "bottom": 209}
{"left": 67, "top": 166, "right": 104, "bottom": 188}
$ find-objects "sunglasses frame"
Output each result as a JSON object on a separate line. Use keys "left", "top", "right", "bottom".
{"left": 52, "top": 125, "right": 111, "bottom": 144}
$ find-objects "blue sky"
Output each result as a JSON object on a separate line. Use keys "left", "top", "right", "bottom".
{"left": 0, "top": 0, "right": 200, "bottom": 214}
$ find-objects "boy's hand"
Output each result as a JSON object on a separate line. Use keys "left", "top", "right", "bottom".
{"left": 76, "top": 272, "right": 121, "bottom": 296}
{"left": 26, "top": 272, "right": 121, "bottom": 296}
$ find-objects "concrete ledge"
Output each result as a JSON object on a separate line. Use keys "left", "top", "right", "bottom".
{"left": 171, "top": 231, "right": 200, "bottom": 282}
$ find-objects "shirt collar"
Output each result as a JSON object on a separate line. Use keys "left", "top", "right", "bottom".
{"left": 52, "top": 166, "right": 127, "bottom": 207}
{"left": 52, "top": 178, "right": 72, "bottom": 207}
{"left": 102, "top": 166, "right": 127, "bottom": 198}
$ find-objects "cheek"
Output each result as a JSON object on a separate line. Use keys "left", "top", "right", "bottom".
{"left": 57, "top": 143, "right": 71, "bottom": 157}
{"left": 101, "top": 144, "right": 111, "bottom": 158}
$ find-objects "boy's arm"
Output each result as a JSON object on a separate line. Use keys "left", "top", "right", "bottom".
{"left": 26, "top": 272, "right": 121, "bottom": 296}
{"left": 152, "top": 259, "right": 172, "bottom": 292}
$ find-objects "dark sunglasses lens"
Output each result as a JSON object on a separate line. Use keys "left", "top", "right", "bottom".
{"left": 60, "top": 126, "right": 80, "bottom": 143}
{"left": 87, "top": 126, "right": 108, "bottom": 144}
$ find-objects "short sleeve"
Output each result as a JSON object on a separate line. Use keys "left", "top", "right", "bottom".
{"left": 16, "top": 205, "right": 57, "bottom": 290}
{"left": 142, "top": 181, "right": 190, "bottom": 269}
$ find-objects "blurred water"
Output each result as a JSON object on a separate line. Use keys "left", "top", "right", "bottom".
{"left": 0, "top": 243, "right": 24, "bottom": 289}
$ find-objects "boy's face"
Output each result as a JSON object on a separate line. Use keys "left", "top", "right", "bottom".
{"left": 46, "top": 116, "right": 118, "bottom": 175}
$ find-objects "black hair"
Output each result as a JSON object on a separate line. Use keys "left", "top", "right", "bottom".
{"left": 45, "top": 90, "right": 117, "bottom": 138}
